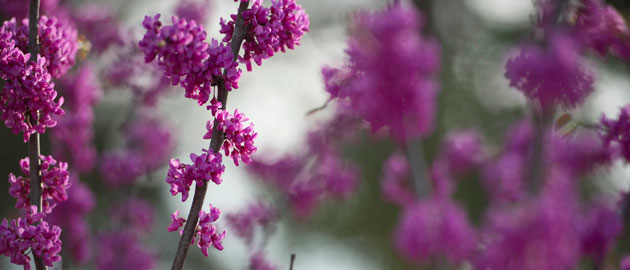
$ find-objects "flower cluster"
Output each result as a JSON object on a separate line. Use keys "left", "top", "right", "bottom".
{"left": 96, "top": 197, "right": 157, "bottom": 270}
{"left": 394, "top": 198, "right": 476, "bottom": 264}
{"left": 175, "top": 0, "right": 213, "bottom": 24}
{"left": 52, "top": 65, "right": 102, "bottom": 172}
{"left": 601, "top": 105, "right": 630, "bottom": 163}
{"left": 220, "top": 0, "right": 309, "bottom": 71}
{"left": 100, "top": 115, "right": 173, "bottom": 187}
{"left": 46, "top": 180, "right": 95, "bottom": 264}
{"left": 381, "top": 153, "right": 415, "bottom": 207}
{"left": 166, "top": 149, "right": 225, "bottom": 202}
{"left": 505, "top": 33, "right": 595, "bottom": 110}
{"left": 8, "top": 155, "right": 70, "bottom": 214}
{"left": 168, "top": 204, "right": 225, "bottom": 256}
{"left": 226, "top": 201, "right": 278, "bottom": 244}
{"left": 71, "top": 3, "right": 124, "bottom": 54}
{"left": 250, "top": 113, "right": 359, "bottom": 219}
{"left": 0, "top": 207, "right": 62, "bottom": 269}
{"left": 96, "top": 231, "right": 156, "bottom": 270}
{"left": 205, "top": 101, "right": 258, "bottom": 166}
{"left": 0, "top": 15, "right": 78, "bottom": 141}
{"left": 139, "top": 14, "right": 241, "bottom": 105}
{"left": 4, "top": 16, "right": 78, "bottom": 78}
{"left": 323, "top": 4, "right": 440, "bottom": 143}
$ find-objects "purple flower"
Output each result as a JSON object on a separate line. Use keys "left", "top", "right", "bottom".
{"left": 477, "top": 170, "right": 581, "bottom": 270}
{"left": 166, "top": 149, "right": 225, "bottom": 202}
{"left": 168, "top": 210, "right": 186, "bottom": 233}
{"left": 175, "top": 0, "right": 213, "bottom": 24}
{"left": 220, "top": 0, "right": 309, "bottom": 71}
{"left": 574, "top": 0, "right": 630, "bottom": 59}
{"left": 52, "top": 64, "right": 102, "bottom": 173}
{"left": 46, "top": 179, "right": 94, "bottom": 264}
{"left": 99, "top": 150, "right": 144, "bottom": 187}
{"left": 3, "top": 16, "right": 78, "bottom": 78}
{"left": 439, "top": 130, "right": 485, "bottom": 174}
{"left": 8, "top": 155, "right": 70, "bottom": 214}
{"left": 323, "top": 4, "right": 440, "bottom": 143}
{"left": 622, "top": 256, "right": 630, "bottom": 270}
{"left": 72, "top": 3, "right": 124, "bottom": 53}
{"left": 250, "top": 252, "right": 277, "bottom": 270}
{"left": 0, "top": 54, "right": 64, "bottom": 142}
{"left": 139, "top": 14, "right": 241, "bottom": 105}
{"left": 207, "top": 108, "right": 258, "bottom": 166}
{"left": 394, "top": 198, "right": 476, "bottom": 264}
{"left": 381, "top": 153, "right": 415, "bottom": 207}
{"left": 579, "top": 202, "right": 622, "bottom": 263}
{"left": 601, "top": 104, "right": 630, "bottom": 163}
{"left": 226, "top": 201, "right": 278, "bottom": 244}
{"left": 505, "top": 33, "right": 595, "bottom": 110}
{"left": 96, "top": 231, "right": 156, "bottom": 270}
{"left": 0, "top": 207, "right": 62, "bottom": 270}
{"left": 110, "top": 198, "right": 156, "bottom": 235}
{"left": 196, "top": 204, "right": 225, "bottom": 256}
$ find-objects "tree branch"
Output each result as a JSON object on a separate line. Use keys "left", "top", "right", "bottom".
{"left": 27, "top": 0, "right": 45, "bottom": 269}
{"left": 170, "top": 1, "right": 250, "bottom": 269}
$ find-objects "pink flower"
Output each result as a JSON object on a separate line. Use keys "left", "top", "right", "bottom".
{"left": 505, "top": 33, "right": 594, "bottom": 110}
{"left": 323, "top": 5, "right": 440, "bottom": 143}
{"left": 220, "top": 0, "right": 309, "bottom": 71}
{"left": 168, "top": 210, "right": 186, "bottom": 233}
{"left": 8, "top": 155, "right": 70, "bottom": 214}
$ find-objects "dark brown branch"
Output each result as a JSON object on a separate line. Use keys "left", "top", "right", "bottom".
{"left": 170, "top": 1, "right": 250, "bottom": 269}
{"left": 27, "top": 0, "right": 45, "bottom": 269}
{"left": 289, "top": 254, "right": 296, "bottom": 270}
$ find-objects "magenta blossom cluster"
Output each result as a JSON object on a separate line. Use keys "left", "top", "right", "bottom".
{"left": 323, "top": 4, "right": 440, "bottom": 143}
{"left": 96, "top": 231, "right": 156, "bottom": 270}
{"left": 0, "top": 15, "right": 78, "bottom": 141}
{"left": 574, "top": 0, "right": 630, "bottom": 59}
{"left": 166, "top": 149, "right": 225, "bottom": 202}
{"left": 97, "top": 197, "right": 157, "bottom": 270}
{"left": 601, "top": 104, "right": 630, "bottom": 163}
{"left": 226, "top": 201, "right": 278, "bottom": 244}
{"left": 250, "top": 113, "right": 359, "bottom": 219}
{"left": 139, "top": 14, "right": 241, "bottom": 105}
{"left": 505, "top": 33, "right": 595, "bottom": 110}
{"left": 109, "top": 198, "right": 156, "bottom": 234}
{"left": 3, "top": 16, "right": 77, "bottom": 78}
{"left": 0, "top": 207, "right": 62, "bottom": 269}
{"left": 71, "top": 3, "right": 124, "bottom": 54}
{"left": 250, "top": 252, "right": 277, "bottom": 270}
{"left": 52, "top": 65, "right": 102, "bottom": 172}
{"left": 46, "top": 180, "right": 94, "bottom": 264}
{"left": 100, "top": 115, "right": 173, "bottom": 187}
{"left": 220, "top": 0, "right": 309, "bottom": 71}
{"left": 169, "top": 204, "right": 225, "bottom": 256}
{"left": 205, "top": 100, "right": 258, "bottom": 166}
{"left": 9, "top": 155, "right": 70, "bottom": 214}
{"left": 175, "top": 0, "right": 213, "bottom": 24}
{"left": 394, "top": 198, "right": 476, "bottom": 264}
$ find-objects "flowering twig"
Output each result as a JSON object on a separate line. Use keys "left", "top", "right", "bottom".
{"left": 27, "top": 0, "right": 46, "bottom": 269}
{"left": 170, "top": 1, "right": 250, "bottom": 269}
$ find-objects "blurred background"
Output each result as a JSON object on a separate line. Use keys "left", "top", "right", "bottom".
{"left": 2, "top": 0, "right": 630, "bottom": 269}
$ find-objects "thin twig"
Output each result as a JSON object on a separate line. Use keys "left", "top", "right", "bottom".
{"left": 304, "top": 100, "right": 329, "bottom": 116}
{"left": 170, "top": 1, "right": 250, "bottom": 270}
{"left": 27, "top": 0, "right": 45, "bottom": 269}
{"left": 289, "top": 254, "right": 296, "bottom": 270}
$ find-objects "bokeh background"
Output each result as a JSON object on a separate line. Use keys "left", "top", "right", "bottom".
{"left": 2, "top": 0, "right": 630, "bottom": 269}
